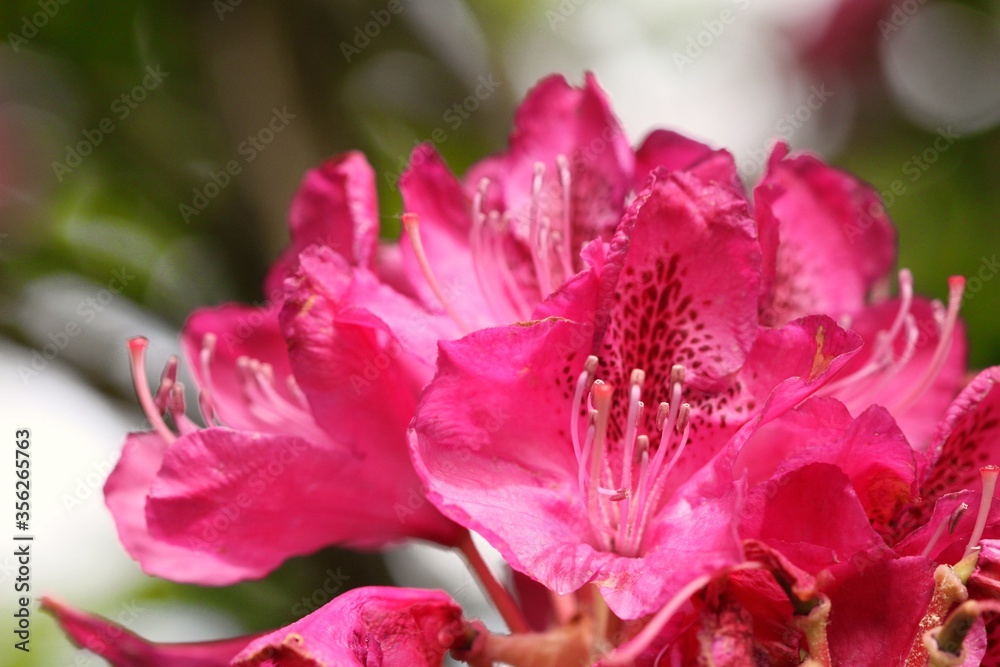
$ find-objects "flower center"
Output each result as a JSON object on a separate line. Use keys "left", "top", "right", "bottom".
{"left": 571, "top": 355, "right": 692, "bottom": 557}
{"left": 402, "top": 155, "right": 577, "bottom": 328}
{"left": 820, "top": 270, "right": 965, "bottom": 414}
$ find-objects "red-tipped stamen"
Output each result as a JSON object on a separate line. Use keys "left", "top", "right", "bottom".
{"left": 127, "top": 337, "right": 177, "bottom": 444}
{"left": 895, "top": 276, "right": 965, "bottom": 413}
{"left": 401, "top": 213, "right": 472, "bottom": 333}
{"left": 922, "top": 503, "right": 969, "bottom": 559}
{"left": 964, "top": 465, "right": 999, "bottom": 558}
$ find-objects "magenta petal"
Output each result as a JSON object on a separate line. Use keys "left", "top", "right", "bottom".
{"left": 230, "top": 587, "right": 463, "bottom": 667}
{"left": 741, "top": 462, "right": 884, "bottom": 574}
{"left": 42, "top": 596, "right": 257, "bottom": 666}
{"left": 634, "top": 129, "right": 743, "bottom": 197}
{"left": 265, "top": 151, "right": 379, "bottom": 295}
{"left": 105, "top": 432, "right": 255, "bottom": 584}
{"left": 755, "top": 145, "right": 896, "bottom": 325}
{"left": 915, "top": 366, "right": 1000, "bottom": 516}
{"left": 411, "top": 319, "right": 741, "bottom": 619}
{"left": 825, "top": 556, "right": 936, "bottom": 665}
{"left": 146, "top": 428, "right": 461, "bottom": 579}
{"left": 600, "top": 167, "right": 760, "bottom": 392}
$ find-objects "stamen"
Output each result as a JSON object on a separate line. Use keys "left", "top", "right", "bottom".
{"left": 921, "top": 503, "right": 969, "bottom": 559}
{"left": 401, "top": 213, "right": 472, "bottom": 333}
{"left": 615, "top": 370, "right": 645, "bottom": 548}
{"left": 555, "top": 154, "right": 574, "bottom": 280}
{"left": 964, "top": 465, "right": 999, "bottom": 558}
{"left": 198, "top": 334, "right": 219, "bottom": 424}
{"left": 487, "top": 212, "right": 534, "bottom": 320}
{"left": 895, "top": 276, "right": 966, "bottom": 413}
{"left": 153, "top": 355, "right": 179, "bottom": 412}
{"left": 528, "top": 162, "right": 554, "bottom": 298}
{"left": 127, "top": 337, "right": 177, "bottom": 444}
{"left": 571, "top": 356, "right": 599, "bottom": 465}
{"left": 168, "top": 383, "right": 198, "bottom": 436}
{"left": 469, "top": 180, "right": 514, "bottom": 322}
{"left": 588, "top": 382, "right": 614, "bottom": 551}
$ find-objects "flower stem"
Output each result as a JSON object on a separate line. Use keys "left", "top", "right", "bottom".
{"left": 458, "top": 532, "right": 530, "bottom": 634}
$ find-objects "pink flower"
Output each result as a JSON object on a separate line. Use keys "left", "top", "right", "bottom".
{"left": 756, "top": 144, "right": 967, "bottom": 447}
{"left": 108, "top": 152, "right": 462, "bottom": 586}
{"left": 410, "top": 159, "right": 864, "bottom": 620}
{"left": 231, "top": 587, "right": 466, "bottom": 667}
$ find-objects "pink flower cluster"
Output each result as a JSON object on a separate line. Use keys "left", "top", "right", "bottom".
{"left": 48, "top": 74, "right": 1000, "bottom": 666}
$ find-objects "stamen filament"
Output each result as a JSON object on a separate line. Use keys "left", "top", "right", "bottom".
{"left": 401, "top": 213, "right": 473, "bottom": 333}
{"left": 127, "top": 337, "right": 177, "bottom": 444}
{"left": 456, "top": 532, "right": 530, "bottom": 634}
{"left": 555, "top": 154, "right": 575, "bottom": 281}
{"left": 894, "top": 276, "right": 965, "bottom": 412}
{"left": 588, "top": 383, "right": 614, "bottom": 551}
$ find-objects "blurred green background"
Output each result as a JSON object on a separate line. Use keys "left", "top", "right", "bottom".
{"left": 1, "top": 0, "right": 999, "bottom": 664}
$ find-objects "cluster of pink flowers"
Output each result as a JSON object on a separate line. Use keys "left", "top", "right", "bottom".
{"left": 47, "top": 74, "right": 1000, "bottom": 666}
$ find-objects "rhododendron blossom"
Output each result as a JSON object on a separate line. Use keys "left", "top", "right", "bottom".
{"left": 48, "top": 73, "right": 1000, "bottom": 667}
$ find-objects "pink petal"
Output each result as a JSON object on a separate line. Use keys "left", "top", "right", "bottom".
{"left": 634, "top": 129, "right": 743, "bottom": 197}
{"left": 410, "top": 318, "right": 741, "bottom": 619}
{"left": 105, "top": 432, "right": 258, "bottom": 584}
{"left": 920, "top": 366, "right": 1000, "bottom": 507}
{"left": 825, "top": 556, "right": 937, "bottom": 664}
{"left": 755, "top": 144, "right": 896, "bottom": 326}
{"left": 895, "top": 490, "right": 1000, "bottom": 562}
{"left": 146, "top": 428, "right": 461, "bottom": 583}
{"left": 598, "top": 167, "right": 759, "bottom": 394}
{"left": 265, "top": 151, "right": 379, "bottom": 295}
{"left": 42, "top": 596, "right": 257, "bottom": 666}
{"left": 280, "top": 244, "right": 458, "bottom": 444}
{"left": 741, "top": 462, "right": 886, "bottom": 574}
{"left": 231, "top": 587, "right": 463, "bottom": 667}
